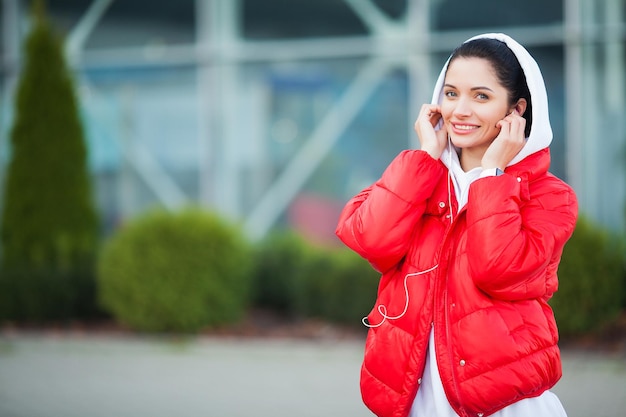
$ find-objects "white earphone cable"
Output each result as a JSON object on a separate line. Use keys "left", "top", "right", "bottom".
{"left": 447, "top": 136, "right": 454, "bottom": 222}
{"left": 362, "top": 264, "right": 439, "bottom": 328}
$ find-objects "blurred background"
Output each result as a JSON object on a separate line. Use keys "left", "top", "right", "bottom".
{"left": 0, "top": 1, "right": 625, "bottom": 416}
{"left": 1, "top": 0, "right": 624, "bottom": 243}
{"left": 0, "top": 0, "right": 624, "bottom": 336}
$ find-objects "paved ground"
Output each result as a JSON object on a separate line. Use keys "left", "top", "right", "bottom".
{"left": 0, "top": 333, "right": 624, "bottom": 417}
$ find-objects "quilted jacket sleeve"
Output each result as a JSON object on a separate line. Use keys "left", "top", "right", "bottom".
{"left": 335, "top": 150, "right": 446, "bottom": 273}
{"left": 465, "top": 173, "right": 578, "bottom": 300}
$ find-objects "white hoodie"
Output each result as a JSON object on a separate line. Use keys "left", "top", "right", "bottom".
{"left": 430, "top": 33, "right": 554, "bottom": 210}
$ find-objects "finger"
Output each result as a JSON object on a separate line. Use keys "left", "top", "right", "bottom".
{"left": 509, "top": 110, "right": 527, "bottom": 131}
{"left": 508, "top": 117, "right": 520, "bottom": 136}
{"left": 420, "top": 104, "right": 436, "bottom": 114}
{"left": 517, "top": 117, "right": 527, "bottom": 139}
{"left": 416, "top": 105, "right": 433, "bottom": 125}
{"left": 509, "top": 117, "right": 526, "bottom": 141}
{"left": 496, "top": 118, "right": 510, "bottom": 131}
{"left": 428, "top": 106, "right": 442, "bottom": 125}
{"left": 417, "top": 106, "right": 441, "bottom": 130}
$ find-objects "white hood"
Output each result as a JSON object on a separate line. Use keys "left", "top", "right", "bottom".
{"left": 433, "top": 33, "right": 553, "bottom": 168}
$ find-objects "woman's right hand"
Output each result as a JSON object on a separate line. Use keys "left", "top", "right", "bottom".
{"left": 414, "top": 104, "right": 448, "bottom": 159}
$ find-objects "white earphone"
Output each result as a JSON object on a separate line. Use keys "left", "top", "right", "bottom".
{"left": 362, "top": 264, "right": 439, "bottom": 328}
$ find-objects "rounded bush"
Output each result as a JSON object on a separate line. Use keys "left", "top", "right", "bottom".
{"left": 251, "top": 231, "right": 313, "bottom": 315}
{"left": 321, "top": 248, "right": 380, "bottom": 325}
{"left": 250, "top": 231, "right": 380, "bottom": 327}
{"left": 294, "top": 246, "right": 380, "bottom": 326}
{"left": 551, "top": 216, "right": 625, "bottom": 337}
{"left": 250, "top": 232, "right": 380, "bottom": 327}
{"left": 97, "top": 208, "right": 252, "bottom": 333}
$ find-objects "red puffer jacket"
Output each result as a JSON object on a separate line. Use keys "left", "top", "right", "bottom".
{"left": 335, "top": 148, "right": 578, "bottom": 417}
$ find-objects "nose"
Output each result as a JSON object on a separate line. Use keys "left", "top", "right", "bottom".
{"left": 452, "top": 97, "right": 472, "bottom": 117}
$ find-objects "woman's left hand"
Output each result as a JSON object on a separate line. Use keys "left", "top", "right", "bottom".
{"left": 481, "top": 110, "right": 527, "bottom": 170}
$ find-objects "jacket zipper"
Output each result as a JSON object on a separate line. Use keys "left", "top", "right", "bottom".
{"left": 439, "top": 204, "right": 467, "bottom": 416}
{"left": 444, "top": 285, "right": 465, "bottom": 415}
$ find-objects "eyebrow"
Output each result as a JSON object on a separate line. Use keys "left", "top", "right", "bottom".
{"left": 443, "top": 83, "right": 495, "bottom": 92}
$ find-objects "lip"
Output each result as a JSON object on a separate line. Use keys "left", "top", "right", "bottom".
{"left": 450, "top": 122, "right": 480, "bottom": 135}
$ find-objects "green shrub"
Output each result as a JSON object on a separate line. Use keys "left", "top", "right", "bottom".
{"left": 552, "top": 216, "right": 625, "bottom": 337}
{"left": 295, "top": 247, "right": 380, "bottom": 325}
{"left": 0, "top": 266, "right": 99, "bottom": 321}
{"left": 251, "top": 231, "right": 313, "bottom": 314}
{"left": 97, "top": 208, "right": 252, "bottom": 333}
{"left": 0, "top": 2, "right": 99, "bottom": 321}
{"left": 250, "top": 230, "right": 380, "bottom": 327}
{"left": 291, "top": 245, "right": 337, "bottom": 319}
{"left": 326, "top": 249, "right": 380, "bottom": 325}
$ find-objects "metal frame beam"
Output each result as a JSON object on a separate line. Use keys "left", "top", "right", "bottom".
{"left": 343, "top": 0, "right": 395, "bottom": 34}
{"left": 70, "top": 24, "right": 574, "bottom": 70}
{"left": 65, "top": 0, "right": 115, "bottom": 62}
{"left": 244, "top": 58, "right": 392, "bottom": 239}
{"left": 196, "top": 0, "right": 242, "bottom": 217}
{"left": 564, "top": 0, "right": 626, "bottom": 231}
{"left": 564, "top": 0, "right": 584, "bottom": 199}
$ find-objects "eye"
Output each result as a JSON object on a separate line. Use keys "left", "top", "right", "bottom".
{"left": 444, "top": 90, "right": 457, "bottom": 98}
{"left": 476, "top": 92, "right": 489, "bottom": 100}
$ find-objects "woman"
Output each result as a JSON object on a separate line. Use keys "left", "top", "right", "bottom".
{"left": 335, "top": 33, "right": 578, "bottom": 417}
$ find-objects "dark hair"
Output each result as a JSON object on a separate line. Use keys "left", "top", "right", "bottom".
{"left": 448, "top": 38, "right": 533, "bottom": 137}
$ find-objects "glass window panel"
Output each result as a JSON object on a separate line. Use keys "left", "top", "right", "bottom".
{"left": 242, "top": 0, "right": 405, "bottom": 39}
{"left": 235, "top": 60, "right": 409, "bottom": 241}
{"left": 372, "top": 0, "right": 407, "bottom": 20}
{"left": 47, "top": 0, "right": 196, "bottom": 49}
{"left": 81, "top": 66, "right": 200, "bottom": 228}
{"left": 243, "top": 0, "right": 367, "bottom": 39}
{"left": 432, "top": 0, "right": 562, "bottom": 30}
{"left": 532, "top": 46, "right": 565, "bottom": 180}
{"left": 0, "top": 4, "right": 3, "bottom": 57}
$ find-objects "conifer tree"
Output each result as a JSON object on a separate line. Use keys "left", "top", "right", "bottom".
{"left": 0, "top": 1, "right": 99, "bottom": 319}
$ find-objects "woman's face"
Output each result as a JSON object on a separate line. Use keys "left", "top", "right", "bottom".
{"left": 441, "top": 57, "right": 512, "bottom": 155}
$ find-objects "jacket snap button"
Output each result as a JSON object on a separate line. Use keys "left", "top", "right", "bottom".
{"left": 418, "top": 378, "right": 422, "bottom": 384}
{"left": 516, "top": 177, "right": 522, "bottom": 182}
{"left": 439, "top": 201, "right": 446, "bottom": 208}
{"left": 459, "top": 359, "right": 466, "bottom": 366}
{"left": 477, "top": 413, "right": 484, "bottom": 417}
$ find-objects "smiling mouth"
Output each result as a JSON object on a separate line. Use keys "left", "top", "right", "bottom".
{"left": 452, "top": 123, "right": 479, "bottom": 131}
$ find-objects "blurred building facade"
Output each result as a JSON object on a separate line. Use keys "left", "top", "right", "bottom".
{"left": 0, "top": 0, "right": 624, "bottom": 243}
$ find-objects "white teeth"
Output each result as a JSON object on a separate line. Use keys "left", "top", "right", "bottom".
{"left": 454, "top": 124, "right": 476, "bottom": 131}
